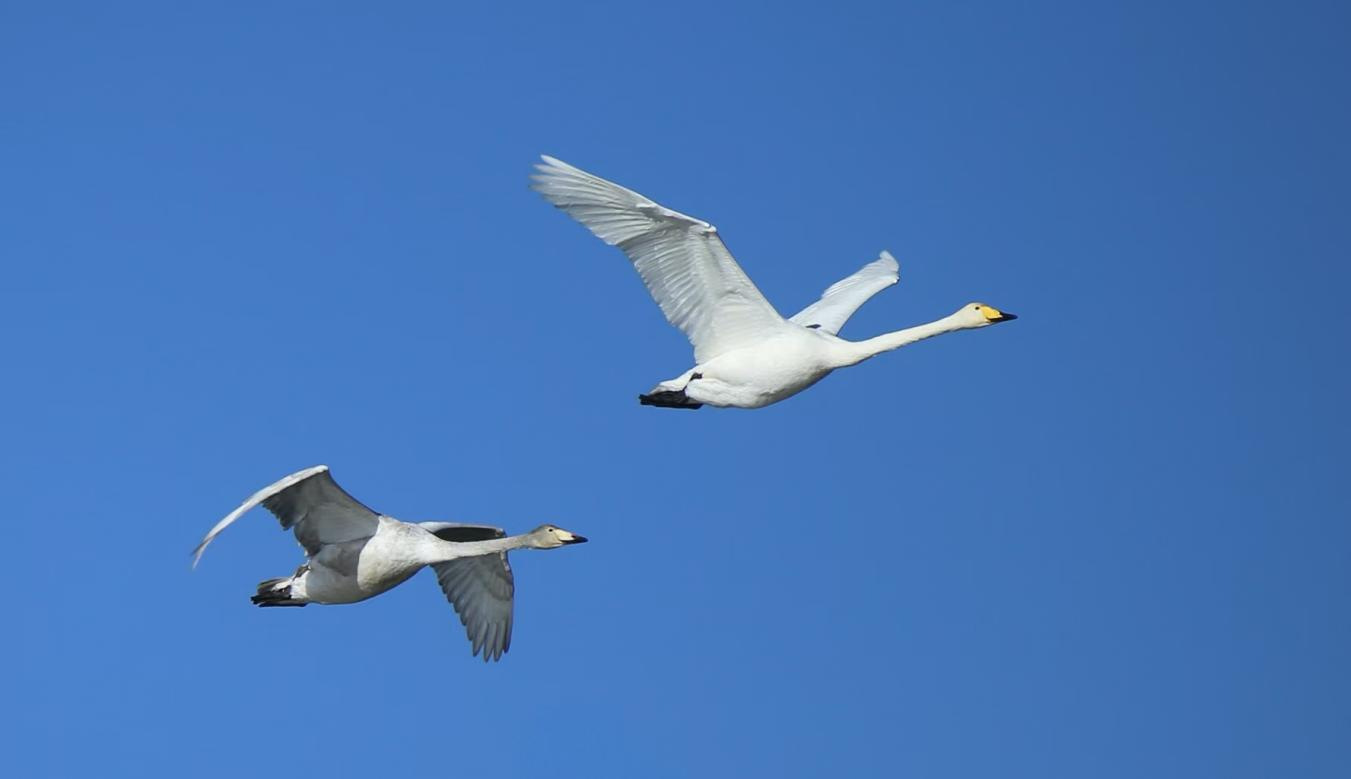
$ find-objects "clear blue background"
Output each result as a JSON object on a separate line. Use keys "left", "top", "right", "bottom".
{"left": 3, "top": 1, "right": 1348, "bottom": 776}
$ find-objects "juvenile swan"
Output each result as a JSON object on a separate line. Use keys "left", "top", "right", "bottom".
{"left": 192, "top": 465, "right": 587, "bottom": 661}
{"left": 532, "top": 155, "right": 1018, "bottom": 409}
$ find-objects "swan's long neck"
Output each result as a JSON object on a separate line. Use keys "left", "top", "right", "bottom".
{"left": 831, "top": 314, "right": 967, "bottom": 368}
{"left": 418, "top": 533, "right": 531, "bottom": 564}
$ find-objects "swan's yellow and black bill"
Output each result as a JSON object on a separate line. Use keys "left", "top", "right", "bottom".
{"left": 560, "top": 534, "right": 588, "bottom": 545}
{"left": 982, "top": 305, "right": 1018, "bottom": 323}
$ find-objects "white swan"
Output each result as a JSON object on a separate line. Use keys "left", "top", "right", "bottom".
{"left": 532, "top": 155, "right": 1018, "bottom": 409}
{"left": 192, "top": 465, "right": 587, "bottom": 661}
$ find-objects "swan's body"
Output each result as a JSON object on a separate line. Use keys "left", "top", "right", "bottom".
{"left": 192, "top": 465, "right": 587, "bottom": 661}
{"left": 531, "top": 155, "right": 1018, "bottom": 409}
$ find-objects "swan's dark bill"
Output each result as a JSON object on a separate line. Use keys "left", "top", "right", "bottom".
{"left": 561, "top": 535, "right": 588, "bottom": 545}
{"left": 992, "top": 311, "right": 1018, "bottom": 322}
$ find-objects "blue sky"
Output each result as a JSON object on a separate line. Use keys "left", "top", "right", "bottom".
{"left": 3, "top": 1, "right": 1348, "bottom": 776}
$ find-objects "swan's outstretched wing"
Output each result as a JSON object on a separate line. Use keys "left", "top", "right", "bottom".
{"left": 789, "top": 251, "right": 899, "bottom": 335}
{"left": 192, "top": 465, "right": 380, "bottom": 567}
{"left": 532, "top": 155, "right": 786, "bottom": 363}
{"left": 421, "top": 522, "right": 515, "bottom": 663}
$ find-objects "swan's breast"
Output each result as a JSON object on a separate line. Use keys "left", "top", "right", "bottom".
{"left": 352, "top": 522, "right": 426, "bottom": 594}
{"left": 690, "top": 332, "right": 835, "bottom": 407}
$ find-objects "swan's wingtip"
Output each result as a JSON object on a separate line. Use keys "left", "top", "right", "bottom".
{"left": 537, "top": 154, "right": 572, "bottom": 171}
{"left": 532, "top": 155, "right": 571, "bottom": 183}
{"left": 878, "top": 249, "right": 900, "bottom": 278}
{"left": 291, "top": 464, "right": 329, "bottom": 480}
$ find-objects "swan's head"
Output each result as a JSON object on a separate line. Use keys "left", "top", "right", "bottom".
{"left": 530, "top": 524, "right": 589, "bottom": 549}
{"left": 957, "top": 302, "right": 1018, "bottom": 328}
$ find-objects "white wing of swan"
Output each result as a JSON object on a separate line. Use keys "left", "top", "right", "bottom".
{"left": 789, "top": 251, "right": 899, "bottom": 335}
{"left": 532, "top": 155, "right": 789, "bottom": 363}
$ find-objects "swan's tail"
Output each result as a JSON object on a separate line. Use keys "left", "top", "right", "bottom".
{"left": 250, "top": 572, "right": 309, "bottom": 608}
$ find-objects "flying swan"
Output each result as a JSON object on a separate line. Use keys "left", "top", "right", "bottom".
{"left": 532, "top": 155, "right": 1018, "bottom": 409}
{"left": 192, "top": 465, "right": 588, "bottom": 661}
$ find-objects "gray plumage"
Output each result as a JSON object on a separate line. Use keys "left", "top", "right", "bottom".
{"left": 193, "top": 466, "right": 587, "bottom": 662}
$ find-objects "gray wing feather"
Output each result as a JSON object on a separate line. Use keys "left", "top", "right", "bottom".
{"left": 421, "top": 522, "right": 515, "bottom": 662}
{"left": 192, "top": 465, "right": 380, "bottom": 566}
{"left": 263, "top": 468, "right": 380, "bottom": 555}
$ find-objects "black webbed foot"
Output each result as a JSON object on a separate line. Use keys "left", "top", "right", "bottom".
{"left": 638, "top": 388, "right": 703, "bottom": 409}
